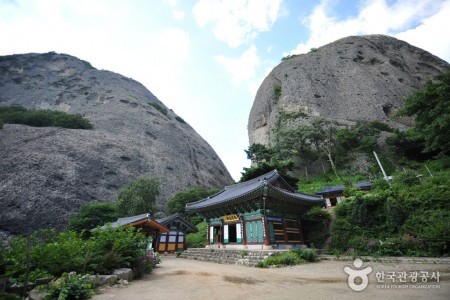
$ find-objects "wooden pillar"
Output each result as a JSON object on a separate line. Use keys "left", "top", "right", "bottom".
{"left": 298, "top": 220, "right": 305, "bottom": 244}
{"left": 263, "top": 216, "right": 270, "bottom": 246}
{"left": 241, "top": 220, "right": 247, "bottom": 245}
{"left": 283, "top": 220, "right": 288, "bottom": 243}
{"left": 207, "top": 223, "right": 211, "bottom": 245}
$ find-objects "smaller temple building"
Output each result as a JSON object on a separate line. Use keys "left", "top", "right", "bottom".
{"left": 155, "top": 213, "right": 198, "bottom": 253}
{"left": 315, "top": 182, "right": 372, "bottom": 209}
{"left": 102, "top": 213, "right": 169, "bottom": 236}
{"left": 186, "top": 170, "right": 324, "bottom": 250}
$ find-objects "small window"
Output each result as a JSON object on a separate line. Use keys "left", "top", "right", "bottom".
{"left": 169, "top": 235, "right": 176, "bottom": 242}
{"left": 178, "top": 236, "right": 184, "bottom": 242}
{"left": 159, "top": 234, "right": 167, "bottom": 242}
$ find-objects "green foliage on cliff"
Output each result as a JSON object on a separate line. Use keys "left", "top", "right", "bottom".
{"left": 0, "top": 105, "right": 93, "bottom": 129}
{"left": 167, "top": 187, "right": 219, "bottom": 215}
{"left": 1, "top": 226, "right": 155, "bottom": 285}
{"left": 327, "top": 159, "right": 450, "bottom": 256}
{"left": 396, "top": 71, "right": 450, "bottom": 154}
{"left": 68, "top": 203, "right": 120, "bottom": 232}
{"left": 116, "top": 177, "right": 160, "bottom": 216}
{"left": 186, "top": 221, "right": 208, "bottom": 248}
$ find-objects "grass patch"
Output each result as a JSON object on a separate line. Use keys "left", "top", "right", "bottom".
{"left": 273, "top": 84, "right": 282, "bottom": 103}
{"left": 257, "top": 249, "right": 318, "bottom": 268}
{"left": 149, "top": 103, "right": 168, "bottom": 116}
{"left": 0, "top": 105, "right": 93, "bottom": 129}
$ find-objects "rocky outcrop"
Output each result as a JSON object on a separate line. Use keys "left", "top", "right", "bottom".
{"left": 0, "top": 52, "right": 233, "bottom": 236}
{"left": 248, "top": 35, "right": 450, "bottom": 147}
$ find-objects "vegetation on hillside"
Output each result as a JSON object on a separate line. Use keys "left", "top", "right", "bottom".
{"left": 240, "top": 72, "right": 450, "bottom": 257}
{"left": 68, "top": 203, "right": 119, "bottom": 232}
{"left": 396, "top": 71, "right": 450, "bottom": 154}
{"left": 241, "top": 119, "right": 391, "bottom": 182}
{"left": 327, "top": 159, "right": 450, "bottom": 256}
{"left": 167, "top": 187, "right": 219, "bottom": 217}
{"left": 0, "top": 226, "right": 159, "bottom": 298}
{"left": 257, "top": 248, "right": 318, "bottom": 268}
{"left": 186, "top": 221, "right": 208, "bottom": 248}
{"left": 0, "top": 105, "right": 93, "bottom": 129}
{"left": 116, "top": 177, "right": 160, "bottom": 216}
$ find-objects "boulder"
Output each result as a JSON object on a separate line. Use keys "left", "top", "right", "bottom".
{"left": 0, "top": 52, "right": 233, "bottom": 236}
{"left": 112, "top": 268, "right": 133, "bottom": 282}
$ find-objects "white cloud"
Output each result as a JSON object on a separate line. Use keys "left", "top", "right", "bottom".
{"left": 395, "top": 1, "right": 450, "bottom": 62}
{"left": 215, "top": 45, "right": 260, "bottom": 86}
{"left": 164, "top": 0, "right": 177, "bottom": 7}
{"left": 0, "top": 0, "right": 191, "bottom": 109}
{"left": 289, "top": 0, "right": 449, "bottom": 61}
{"left": 193, "top": 0, "right": 281, "bottom": 48}
{"left": 173, "top": 10, "right": 185, "bottom": 20}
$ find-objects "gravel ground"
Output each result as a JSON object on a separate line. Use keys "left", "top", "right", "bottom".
{"left": 93, "top": 256, "right": 450, "bottom": 300}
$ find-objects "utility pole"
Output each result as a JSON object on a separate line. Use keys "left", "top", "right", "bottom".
{"left": 424, "top": 164, "right": 433, "bottom": 177}
{"left": 373, "top": 151, "right": 390, "bottom": 184}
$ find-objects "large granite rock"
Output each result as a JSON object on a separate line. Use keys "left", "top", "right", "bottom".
{"left": 0, "top": 52, "right": 233, "bottom": 236}
{"left": 248, "top": 35, "right": 450, "bottom": 147}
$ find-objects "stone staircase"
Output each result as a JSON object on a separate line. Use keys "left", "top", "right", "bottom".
{"left": 179, "top": 248, "right": 287, "bottom": 267}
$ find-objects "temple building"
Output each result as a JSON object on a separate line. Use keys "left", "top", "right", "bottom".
{"left": 155, "top": 213, "right": 198, "bottom": 253}
{"left": 101, "top": 213, "right": 169, "bottom": 236}
{"left": 315, "top": 182, "right": 372, "bottom": 209}
{"left": 185, "top": 170, "right": 324, "bottom": 250}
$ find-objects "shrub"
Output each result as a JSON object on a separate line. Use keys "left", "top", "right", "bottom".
{"left": 175, "top": 116, "right": 186, "bottom": 123}
{"left": 0, "top": 105, "right": 93, "bottom": 129}
{"left": 149, "top": 103, "right": 168, "bottom": 116}
{"left": 45, "top": 273, "right": 96, "bottom": 300}
{"left": 257, "top": 250, "right": 316, "bottom": 268}
{"left": 257, "top": 252, "right": 304, "bottom": 268}
{"left": 291, "top": 248, "right": 318, "bottom": 262}
{"left": 186, "top": 222, "right": 207, "bottom": 248}
{"left": 273, "top": 84, "right": 282, "bottom": 102}
{"left": 68, "top": 202, "right": 119, "bottom": 232}
{"left": 2, "top": 226, "right": 154, "bottom": 285}
{"left": 134, "top": 250, "right": 160, "bottom": 278}
{"left": 86, "top": 225, "right": 148, "bottom": 275}
{"left": 0, "top": 292, "right": 21, "bottom": 300}
{"left": 302, "top": 207, "right": 331, "bottom": 248}
{"left": 3, "top": 230, "right": 86, "bottom": 279}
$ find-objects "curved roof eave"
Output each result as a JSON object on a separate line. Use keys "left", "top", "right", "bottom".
{"left": 186, "top": 186, "right": 264, "bottom": 212}
{"left": 267, "top": 185, "right": 324, "bottom": 205}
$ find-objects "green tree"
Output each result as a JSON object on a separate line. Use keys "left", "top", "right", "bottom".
{"left": 68, "top": 202, "right": 119, "bottom": 232}
{"left": 186, "top": 221, "right": 208, "bottom": 248}
{"left": 239, "top": 161, "right": 296, "bottom": 185}
{"left": 116, "top": 177, "right": 160, "bottom": 216}
{"left": 244, "top": 143, "right": 273, "bottom": 165}
{"left": 306, "top": 119, "right": 341, "bottom": 177}
{"left": 167, "top": 187, "right": 219, "bottom": 215}
{"left": 398, "top": 72, "right": 450, "bottom": 153}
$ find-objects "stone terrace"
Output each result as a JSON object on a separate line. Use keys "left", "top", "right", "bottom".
{"left": 179, "top": 248, "right": 288, "bottom": 267}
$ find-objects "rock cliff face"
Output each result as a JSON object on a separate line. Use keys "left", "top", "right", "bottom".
{"left": 248, "top": 35, "right": 450, "bottom": 147}
{"left": 0, "top": 52, "right": 233, "bottom": 236}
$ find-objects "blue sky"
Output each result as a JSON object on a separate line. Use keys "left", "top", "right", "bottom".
{"left": 1, "top": 0, "right": 449, "bottom": 181}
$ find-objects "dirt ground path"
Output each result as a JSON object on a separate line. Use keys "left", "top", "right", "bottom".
{"left": 93, "top": 256, "right": 450, "bottom": 300}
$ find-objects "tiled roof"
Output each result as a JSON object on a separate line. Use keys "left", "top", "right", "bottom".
{"left": 186, "top": 170, "right": 323, "bottom": 212}
{"left": 101, "top": 213, "right": 169, "bottom": 232}
{"left": 315, "top": 182, "right": 373, "bottom": 195}
{"left": 108, "top": 213, "right": 150, "bottom": 228}
{"left": 156, "top": 213, "right": 198, "bottom": 233}
{"left": 315, "top": 186, "right": 345, "bottom": 195}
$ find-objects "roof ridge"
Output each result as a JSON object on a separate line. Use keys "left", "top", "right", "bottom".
{"left": 224, "top": 169, "right": 279, "bottom": 188}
